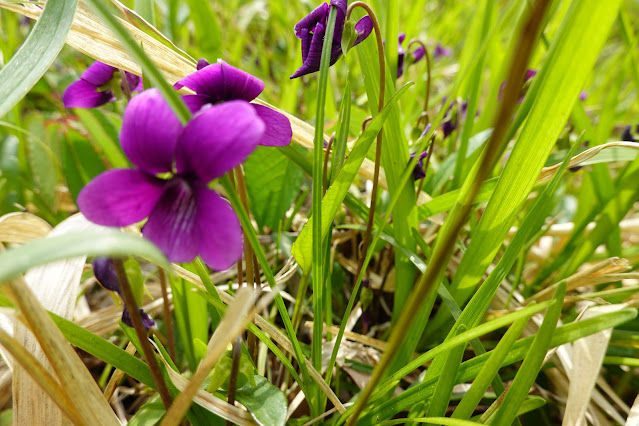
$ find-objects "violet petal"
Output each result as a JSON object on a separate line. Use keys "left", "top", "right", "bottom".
{"left": 252, "top": 104, "right": 293, "bottom": 147}
{"left": 142, "top": 177, "right": 199, "bottom": 263}
{"left": 78, "top": 169, "right": 167, "bottom": 227}
{"left": 120, "top": 89, "right": 183, "bottom": 174}
{"left": 63, "top": 80, "right": 115, "bottom": 108}
{"left": 291, "top": 21, "right": 327, "bottom": 79}
{"left": 197, "top": 58, "right": 210, "bottom": 70}
{"left": 174, "top": 60, "right": 264, "bottom": 103}
{"left": 353, "top": 16, "right": 373, "bottom": 46}
{"left": 193, "top": 184, "right": 243, "bottom": 270}
{"left": 294, "top": 2, "right": 329, "bottom": 40}
{"left": 92, "top": 257, "right": 121, "bottom": 293}
{"left": 176, "top": 100, "right": 264, "bottom": 182}
{"left": 122, "top": 307, "right": 155, "bottom": 330}
{"left": 81, "top": 61, "right": 116, "bottom": 86}
{"left": 181, "top": 94, "right": 212, "bottom": 114}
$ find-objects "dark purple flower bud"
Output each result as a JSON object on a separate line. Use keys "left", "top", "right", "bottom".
{"left": 174, "top": 59, "right": 292, "bottom": 147}
{"left": 622, "top": 125, "right": 638, "bottom": 142}
{"left": 397, "top": 33, "right": 406, "bottom": 78}
{"left": 92, "top": 257, "right": 121, "bottom": 294}
{"left": 290, "top": 0, "right": 373, "bottom": 79}
{"left": 433, "top": 43, "right": 452, "bottom": 59}
{"left": 196, "top": 58, "right": 210, "bottom": 70}
{"left": 122, "top": 307, "right": 155, "bottom": 330}
{"left": 410, "top": 151, "right": 429, "bottom": 180}
{"left": 63, "top": 61, "right": 143, "bottom": 108}
{"left": 79, "top": 89, "right": 264, "bottom": 269}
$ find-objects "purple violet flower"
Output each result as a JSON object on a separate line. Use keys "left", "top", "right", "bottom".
{"left": 290, "top": 0, "right": 373, "bottom": 79}
{"left": 174, "top": 59, "right": 292, "bottom": 147}
{"left": 78, "top": 89, "right": 264, "bottom": 270}
{"left": 433, "top": 43, "right": 452, "bottom": 59}
{"left": 63, "top": 61, "right": 143, "bottom": 109}
{"left": 410, "top": 151, "right": 429, "bottom": 180}
{"left": 92, "top": 257, "right": 155, "bottom": 330}
{"left": 396, "top": 33, "right": 426, "bottom": 79}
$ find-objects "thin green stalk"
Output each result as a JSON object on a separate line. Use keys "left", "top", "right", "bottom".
{"left": 311, "top": 3, "right": 338, "bottom": 414}
{"left": 406, "top": 39, "right": 432, "bottom": 117}
{"left": 343, "top": 0, "right": 551, "bottom": 422}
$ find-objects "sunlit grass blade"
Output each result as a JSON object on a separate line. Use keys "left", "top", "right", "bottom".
{"left": 0, "top": 0, "right": 78, "bottom": 118}
{"left": 488, "top": 283, "right": 565, "bottom": 424}
{"left": 452, "top": 315, "right": 531, "bottom": 420}
{"left": 450, "top": 0, "right": 624, "bottom": 305}
{"left": 292, "top": 82, "right": 414, "bottom": 271}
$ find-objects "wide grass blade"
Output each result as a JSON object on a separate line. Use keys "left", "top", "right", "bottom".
{"left": 0, "top": 0, "right": 78, "bottom": 118}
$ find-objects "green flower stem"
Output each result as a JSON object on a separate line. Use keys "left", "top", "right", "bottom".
{"left": 346, "top": 1, "right": 386, "bottom": 298}
{"left": 343, "top": 0, "right": 551, "bottom": 423}
{"left": 226, "top": 336, "right": 243, "bottom": 418}
{"left": 406, "top": 39, "right": 432, "bottom": 119}
{"left": 112, "top": 258, "right": 173, "bottom": 409}
{"left": 311, "top": 2, "right": 338, "bottom": 414}
{"left": 158, "top": 268, "right": 175, "bottom": 361}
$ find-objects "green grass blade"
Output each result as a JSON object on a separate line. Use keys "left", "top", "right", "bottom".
{"left": 0, "top": 229, "right": 169, "bottom": 283}
{"left": 488, "top": 283, "right": 566, "bottom": 425}
{"left": 452, "top": 315, "right": 530, "bottom": 420}
{"left": 450, "top": 0, "right": 623, "bottom": 304}
{"left": 291, "top": 82, "right": 413, "bottom": 271}
{"left": 82, "top": 0, "right": 191, "bottom": 124}
{"left": 356, "top": 31, "right": 418, "bottom": 322}
{"left": 0, "top": 0, "right": 78, "bottom": 118}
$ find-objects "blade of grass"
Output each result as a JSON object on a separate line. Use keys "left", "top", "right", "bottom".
{"left": 0, "top": 0, "right": 78, "bottom": 118}
{"left": 452, "top": 315, "right": 531, "bottom": 420}
{"left": 488, "top": 283, "right": 565, "bottom": 424}
{"left": 449, "top": 0, "right": 624, "bottom": 306}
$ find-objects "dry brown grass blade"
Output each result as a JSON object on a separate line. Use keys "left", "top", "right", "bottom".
{"left": 563, "top": 304, "right": 621, "bottom": 425}
{"left": 0, "top": 0, "right": 431, "bottom": 204}
{"left": 161, "top": 287, "right": 261, "bottom": 426}
{"left": 0, "top": 212, "right": 52, "bottom": 243}
{"left": 5, "top": 276, "right": 119, "bottom": 425}
{"left": 173, "top": 265, "right": 345, "bottom": 413}
{"left": 0, "top": 326, "right": 83, "bottom": 424}
{"left": 0, "top": 214, "right": 120, "bottom": 425}
{"left": 628, "top": 395, "right": 639, "bottom": 425}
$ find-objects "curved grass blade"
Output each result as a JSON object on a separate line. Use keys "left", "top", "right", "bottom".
{"left": 0, "top": 0, "right": 78, "bottom": 118}
{"left": 0, "top": 227, "right": 170, "bottom": 283}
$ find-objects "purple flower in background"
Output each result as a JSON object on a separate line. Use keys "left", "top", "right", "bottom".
{"left": 396, "top": 33, "right": 426, "bottom": 78}
{"left": 63, "top": 61, "right": 143, "bottom": 108}
{"left": 92, "top": 257, "right": 155, "bottom": 330}
{"left": 433, "top": 43, "right": 452, "bottom": 59}
{"left": 579, "top": 91, "right": 588, "bottom": 101}
{"left": 410, "top": 151, "right": 429, "bottom": 180}
{"left": 441, "top": 98, "right": 469, "bottom": 139}
{"left": 290, "top": 0, "right": 373, "bottom": 79}
{"left": 174, "top": 59, "right": 292, "bottom": 147}
{"left": 79, "top": 89, "right": 264, "bottom": 269}
{"left": 622, "top": 125, "right": 638, "bottom": 142}
{"left": 498, "top": 69, "right": 536, "bottom": 103}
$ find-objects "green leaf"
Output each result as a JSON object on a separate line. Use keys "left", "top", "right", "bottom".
{"left": 0, "top": 0, "right": 78, "bottom": 118}
{"left": 244, "top": 146, "right": 304, "bottom": 230}
{"left": 127, "top": 398, "right": 165, "bottom": 426}
{"left": 291, "top": 82, "right": 414, "bottom": 272}
{"left": 341, "top": 21, "right": 358, "bottom": 56}
{"left": 0, "top": 229, "right": 170, "bottom": 283}
{"left": 236, "top": 375, "right": 287, "bottom": 426}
